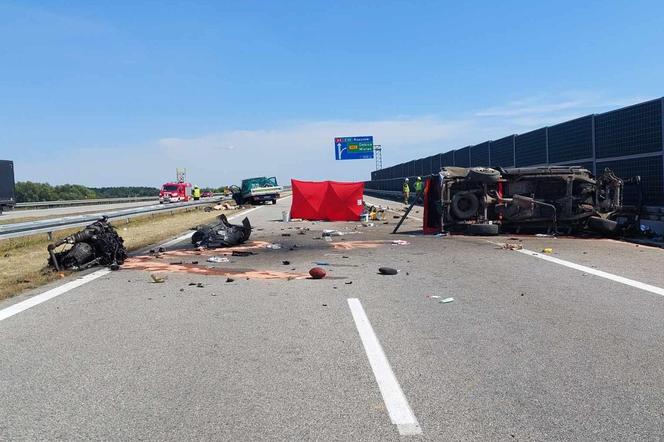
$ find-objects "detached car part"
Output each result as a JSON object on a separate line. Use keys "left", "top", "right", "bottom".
{"left": 47, "top": 217, "right": 127, "bottom": 271}
{"left": 191, "top": 214, "right": 252, "bottom": 248}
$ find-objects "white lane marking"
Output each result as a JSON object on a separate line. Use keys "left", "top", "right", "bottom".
{"left": 347, "top": 298, "right": 422, "bottom": 436}
{"left": 0, "top": 269, "right": 111, "bottom": 322}
{"left": 516, "top": 248, "right": 664, "bottom": 297}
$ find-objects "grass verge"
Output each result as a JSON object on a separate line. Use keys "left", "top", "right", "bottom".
{"left": 0, "top": 205, "right": 238, "bottom": 301}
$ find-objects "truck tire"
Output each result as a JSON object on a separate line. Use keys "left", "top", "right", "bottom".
{"left": 451, "top": 191, "right": 479, "bottom": 220}
{"left": 467, "top": 168, "right": 500, "bottom": 184}
{"left": 467, "top": 223, "right": 499, "bottom": 236}
{"left": 587, "top": 216, "right": 618, "bottom": 234}
{"left": 271, "top": 199, "right": 277, "bottom": 205}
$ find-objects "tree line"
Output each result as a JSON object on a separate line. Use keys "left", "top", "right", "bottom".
{"left": 15, "top": 182, "right": 160, "bottom": 203}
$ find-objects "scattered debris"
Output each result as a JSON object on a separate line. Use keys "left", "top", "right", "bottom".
{"left": 150, "top": 274, "right": 167, "bottom": 283}
{"left": 188, "top": 282, "right": 197, "bottom": 286}
{"left": 345, "top": 281, "right": 353, "bottom": 285}
{"left": 542, "top": 248, "right": 553, "bottom": 253}
{"left": 196, "top": 283, "right": 204, "bottom": 288}
{"left": 47, "top": 217, "right": 127, "bottom": 271}
{"left": 378, "top": 267, "right": 398, "bottom": 275}
{"left": 391, "top": 240, "right": 410, "bottom": 246}
{"left": 502, "top": 243, "right": 523, "bottom": 250}
{"left": 313, "top": 261, "right": 330, "bottom": 266}
{"left": 226, "top": 277, "right": 235, "bottom": 283}
{"left": 170, "top": 261, "right": 183, "bottom": 265}
{"left": 179, "top": 288, "right": 184, "bottom": 292}
{"left": 158, "top": 247, "right": 165, "bottom": 253}
{"left": 282, "top": 260, "right": 291, "bottom": 265}
{"left": 207, "top": 256, "right": 230, "bottom": 263}
{"left": 439, "top": 297, "right": 454, "bottom": 304}
{"left": 266, "top": 243, "right": 282, "bottom": 249}
{"left": 281, "top": 233, "right": 291, "bottom": 237}
{"left": 309, "top": 267, "right": 327, "bottom": 279}
{"left": 191, "top": 261, "right": 199, "bottom": 264}
{"left": 428, "top": 295, "right": 441, "bottom": 299}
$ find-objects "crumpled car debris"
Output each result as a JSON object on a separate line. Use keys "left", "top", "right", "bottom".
{"left": 47, "top": 216, "right": 127, "bottom": 271}
{"left": 191, "top": 214, "right": 252, "bottom": 248}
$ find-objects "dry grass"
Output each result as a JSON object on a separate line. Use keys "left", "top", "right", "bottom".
{"left": 0, "top": 205, "right": 239, "bottom": 301}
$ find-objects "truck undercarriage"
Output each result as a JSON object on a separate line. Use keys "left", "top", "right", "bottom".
{"left": 436, "top": 166, "right": 640, "bottom": 235}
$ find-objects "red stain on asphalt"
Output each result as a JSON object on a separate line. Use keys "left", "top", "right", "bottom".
{"left": 122, "top": 257, "right": 309, "bottom": 280}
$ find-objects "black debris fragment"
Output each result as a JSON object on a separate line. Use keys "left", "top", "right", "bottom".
{"left": 378, "top": 267, "right": 398, "bottom": 275}
{"left": 232, "top": 251, "right": 254, "bottom": 257}
{"left": 192, "top": 214, "right": 252, "bottom": 248}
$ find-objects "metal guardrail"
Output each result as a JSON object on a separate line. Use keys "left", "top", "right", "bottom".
{"left": 0, "top": 198, "right": 223, "bottom": 240}
{"left": 15, "top": 196, "right": 159, "bottom": 209}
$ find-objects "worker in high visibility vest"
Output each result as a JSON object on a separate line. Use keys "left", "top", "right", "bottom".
{"left": 414, "top": 176, "right": 424, "bottom": 194}
{"left": 402, "top": 178, "right": 410, "bottom": 204}
{"left": 193, "top": 186, "right": 201, "bottom": 201}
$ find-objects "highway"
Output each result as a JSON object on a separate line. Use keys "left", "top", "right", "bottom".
{"left": 1, "top": 199, "right": 216, "bottom": 222}
{"left": 1, "top": 196, "right": 664, "bottom": 440}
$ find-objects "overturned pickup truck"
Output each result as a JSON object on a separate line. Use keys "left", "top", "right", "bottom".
{"left": 433, "top": 166, "right": 640, "bottom": 235}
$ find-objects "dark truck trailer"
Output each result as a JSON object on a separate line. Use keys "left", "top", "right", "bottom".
{"left": 0, "top": 160, "right": 16, "bottom": 214}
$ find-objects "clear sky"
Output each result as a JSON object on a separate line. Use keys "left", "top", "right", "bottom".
{"left": 1, "top": 0, "right": 662, "bottom": 187}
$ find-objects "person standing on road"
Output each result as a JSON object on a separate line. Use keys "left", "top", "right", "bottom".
{"left": 193, "top": 186, "right": 201, "bottom": 201}
{"left": 414, "top": 176, "right": 424, "bottom": 202}
{"left": 402, "top": 178, "right": 410, "bottom": 204}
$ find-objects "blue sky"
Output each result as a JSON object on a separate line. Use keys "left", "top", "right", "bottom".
{"left": 1, "top": 0, "right": 662, "bottom": 187}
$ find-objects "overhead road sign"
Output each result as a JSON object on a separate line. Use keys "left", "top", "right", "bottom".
{"left": 335, "top": 136, "right": 374, "bottom": 160}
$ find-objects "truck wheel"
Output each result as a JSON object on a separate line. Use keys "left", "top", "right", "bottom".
{"left": 587, "top": 216, "right": 618, "bottom": 234}
{"left": 467, "top": 168, "right": 500, "bottom": 184}
{"left": 271, "top": 199, "right": 277, "bottom": 205}
{"left": 451, "top": 191, "right": 479, "bottom": 220}
{"left": 467, "top": 223, "right": 499, "bottom": 236}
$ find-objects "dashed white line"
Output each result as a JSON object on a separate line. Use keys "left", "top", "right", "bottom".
{"left": 516, "top": 248, "right": 664, "bottom": 297}
{"left": 0, "top": 269, "right": 110, "bottom": 322}
{"left": 347, "top": 298, "right": 422, "bottom": 436}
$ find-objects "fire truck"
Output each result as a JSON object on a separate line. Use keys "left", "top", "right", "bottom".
{"left": 159, "top": 181, "right": 192, "bottom": 203}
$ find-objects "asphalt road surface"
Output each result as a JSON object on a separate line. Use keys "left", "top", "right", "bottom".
{"left": 2, "top": 196, "right": 664, "bottom": 440}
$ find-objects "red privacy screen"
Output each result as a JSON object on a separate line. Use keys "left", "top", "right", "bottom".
{"left": 290, "top": 180, "right": 365, "bottom": 221}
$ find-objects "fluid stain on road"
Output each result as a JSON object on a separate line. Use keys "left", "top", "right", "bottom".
{"left": 152, "top": 240, "right": 272, "bottom": 257}
{"left": 122, "top": 257, "right": 310, "bottom": 280}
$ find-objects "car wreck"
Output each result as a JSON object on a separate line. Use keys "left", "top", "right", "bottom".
{"left": 428, "top": 166, "right": 640, "bottom": 235}
{"left": 47, "top": 217, "right": 127, "bottom": 271}
{"left": 191, "top": 214, "right": 252, "bottom": 248}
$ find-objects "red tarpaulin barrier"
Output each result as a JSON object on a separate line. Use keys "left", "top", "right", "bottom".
{"left": 290, "top": 179, "right": 364, "bottom": 221}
